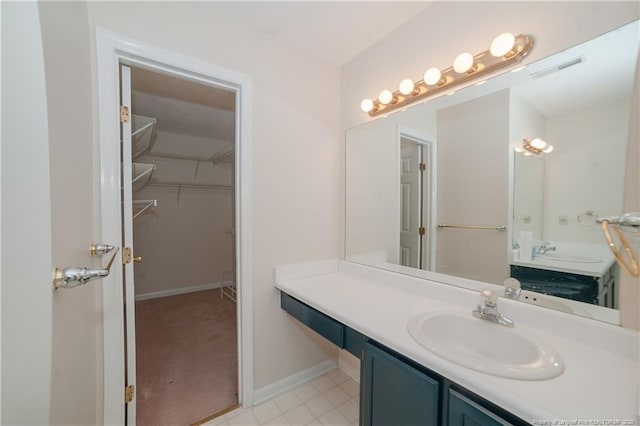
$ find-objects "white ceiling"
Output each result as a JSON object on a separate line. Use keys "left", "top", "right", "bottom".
{"left": 130, "top": 2, "right": 431, "bottom": 142}
{"left": 206, "top": 1, "right": 431, "bottom": 66}
{"left": 131, "top": 67, "right": 235, "bottom": 143}
{"left": 513, "top": 21, "right": 639, "bottom": 118}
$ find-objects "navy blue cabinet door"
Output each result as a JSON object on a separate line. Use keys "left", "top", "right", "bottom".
{"left": 448, "top": 389, "right": 513, "bottom": 426}
{"left": 361, "top": 342, "right": 439, "bottom": 426}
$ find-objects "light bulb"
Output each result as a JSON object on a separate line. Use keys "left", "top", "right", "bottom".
{"left": 424, "top": 68, "right": 442, "bottom": 86}
{"left": 490, "top": 33, "right": 516, "bottom": 57}
{"left": 453, "top": 53, "right": 474, "bottom": 73}
{"left": 543, "top": 145, "right": 554, "bottom": 153}
{"left": 511, "top": 66, "right": 525, "bottom": 73}
{"left": 514, "top": 146, "right": 524, "bottom": 153}
{"left": 379, "top": 90, "right": 393, "bottom": 105}
{"left": 523, "top": 151, "right": 533, "bottom": 156}
{"left": 530, "top": 138, "right": 546, "bottom": 149}
{"left": 399, "top": 79, "right": 415, "bottom": 95}
{"left": 360, "top": 98, "right": 374, "bottom": 113}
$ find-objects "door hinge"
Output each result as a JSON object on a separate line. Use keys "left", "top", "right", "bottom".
{"left": 122, "top": 247, "right": 132, "bottom": 264}
{"left": 419, "top": 227, "right": 426, "bottom": 236}
{"left": 419, "top": 163, "right": 426, "bottom": 171}
{"left": 120, "top": 105, "right": 130, "bottom": 123}
{"left": 125, "top": 385, "right": 134, "bottom": 403}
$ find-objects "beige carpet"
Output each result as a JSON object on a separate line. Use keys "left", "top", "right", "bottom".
{"left": 135, "top": 289, "right": 238, "bottom": 426}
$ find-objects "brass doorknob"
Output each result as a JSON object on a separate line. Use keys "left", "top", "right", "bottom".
{"left": 133, "top": 256, "right": 142, "bottom": 263}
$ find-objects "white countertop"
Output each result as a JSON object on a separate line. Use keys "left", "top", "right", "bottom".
{"left": 275, "top": 259, "right": 639, "bottom": 424}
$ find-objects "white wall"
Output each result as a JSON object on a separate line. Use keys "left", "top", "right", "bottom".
{"left": 511, "top": 93, "right": 547, "bottom": 241}
{"left": 345, "top": 119, "right": 398, "bottom": 262}
{"left": 86, "top": 2, "right": 342, "bottom": 392}
{"left": 435, "top": 90, "right": 511, "bottom": 284}
{"left": 1, "top": 2, "right": 53, "bottom": 424}
{"left": 345, "top": 104, "right": 436, "bottom": 266}
{"left": 544, "top": 100, "right": 628, "bottom": 243}
{"left": 38, "top": 3, "right": 102, "bottom": 424}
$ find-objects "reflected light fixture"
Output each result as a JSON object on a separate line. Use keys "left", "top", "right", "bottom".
{"left": 520, "top": 138, "right": 554, "bottom": 155}
{"left": 360, "top": 32, "right": 534, "bottom": 116}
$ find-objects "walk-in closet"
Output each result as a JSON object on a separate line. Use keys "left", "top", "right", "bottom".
{"left": 127, "top": 66, "right": 238, "bottom": 425}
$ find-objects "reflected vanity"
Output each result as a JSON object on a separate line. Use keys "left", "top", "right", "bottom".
{"left": 345, "top": 21, "right": 639, "bottom": 325}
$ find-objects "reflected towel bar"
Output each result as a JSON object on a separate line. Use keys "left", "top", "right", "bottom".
{"left": 438, "top": 223, "right": 507, "bottom": 231}
{"left": 597, "top": 213, "right": 640, "bottom": 277}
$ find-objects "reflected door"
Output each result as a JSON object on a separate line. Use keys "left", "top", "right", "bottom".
{"left": 400, "top": 139, "right": 423, "bottom": 268}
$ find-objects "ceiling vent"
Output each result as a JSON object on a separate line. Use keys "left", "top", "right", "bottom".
{"left": 530, "top": 56, "right": 586, "bottom": 79}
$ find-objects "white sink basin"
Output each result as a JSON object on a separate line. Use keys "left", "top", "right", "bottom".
{"left": 407, "top": 312, "right": 564, "bottom": 380}
{"left": 538, "top": 252, "right": 602, "bottom": 263}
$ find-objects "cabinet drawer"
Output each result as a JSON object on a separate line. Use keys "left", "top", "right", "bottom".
{"left": 344, "top": 327, "right": 367, "bottom": 357}
{"left": 280, "top": 292, "right": 344, "bottom": 347}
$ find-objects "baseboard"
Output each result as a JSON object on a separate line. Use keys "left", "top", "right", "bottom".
{"left": 135, "top": 281, "right": 234, "bottom": 301}
{"left": 338, "top": 350, "right": 361, "bottom": 383}
{"left": 253, "top": 358, "right": 338, "bottom": 405}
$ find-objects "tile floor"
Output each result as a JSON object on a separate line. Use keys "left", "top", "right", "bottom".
{"left": 203, "top": 369, "right": 360, "bottom": 426}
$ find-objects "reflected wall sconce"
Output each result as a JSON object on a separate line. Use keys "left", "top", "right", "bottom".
{"left": 360, "top": 33, "right": 534, "bottom": 117}
{"left": 515, "top": 138, "right": 554, "bottom": 156}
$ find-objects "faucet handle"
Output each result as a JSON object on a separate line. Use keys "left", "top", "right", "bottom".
{"left": 503, "top": 278, "right": 521, "bottom": 299}
{"left": 480, "top": 289, "right": 497, "bottom": 307}
{"left": 504, "top": 277, "right": 520, "bottom": 289}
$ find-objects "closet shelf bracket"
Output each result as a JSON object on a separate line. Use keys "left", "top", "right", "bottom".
{"left": 132, "top": 163, "right": 157, "bottom": 185}
{"left": 132, "top": 199, "right": 157, "bottom": 220}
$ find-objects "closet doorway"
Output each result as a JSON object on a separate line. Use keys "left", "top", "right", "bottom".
{"left": 125, "top": 65, "right": 239, "bottom": 425}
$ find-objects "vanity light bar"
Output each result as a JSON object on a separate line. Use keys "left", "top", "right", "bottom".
{"left": 361, "top": 33, "right": 534, "bottom": 117}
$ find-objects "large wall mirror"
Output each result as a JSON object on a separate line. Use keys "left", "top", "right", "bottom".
{"left": 345, "top": 21, "right": 639, "bottom": 325}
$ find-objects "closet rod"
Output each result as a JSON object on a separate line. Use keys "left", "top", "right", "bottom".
{"left": 135, "top": 182, "right": 234, "bottom": 190}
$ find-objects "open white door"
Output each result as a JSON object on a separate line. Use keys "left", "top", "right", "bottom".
{"left": 120, "top": 64, "right": 138, "bottom": 425}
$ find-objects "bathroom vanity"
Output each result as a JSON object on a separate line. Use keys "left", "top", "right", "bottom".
{"left": 511, "top": 242, "right": 617, "bottom": 308}
{"left": 275, "top": 259, "right": 639, "bottom": 425}
{"left": 281, "top": 291, "right": 527, "bottom": 425}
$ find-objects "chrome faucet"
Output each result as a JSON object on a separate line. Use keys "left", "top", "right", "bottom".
{"left": 503, "top": 277, "right": 521, "bottom": 300}
{"left": 473, "top": 289, "right": 514, "bottom": 327}
{"left": 536, "top": 241, "right": 557, "bottom": 255}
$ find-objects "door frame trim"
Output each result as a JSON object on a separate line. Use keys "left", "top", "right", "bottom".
{"left": 396, "top": 127, "right": 437, "bottom": 271}
{"left": 96, "top": 28, "right": 254, "bottom": 425}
